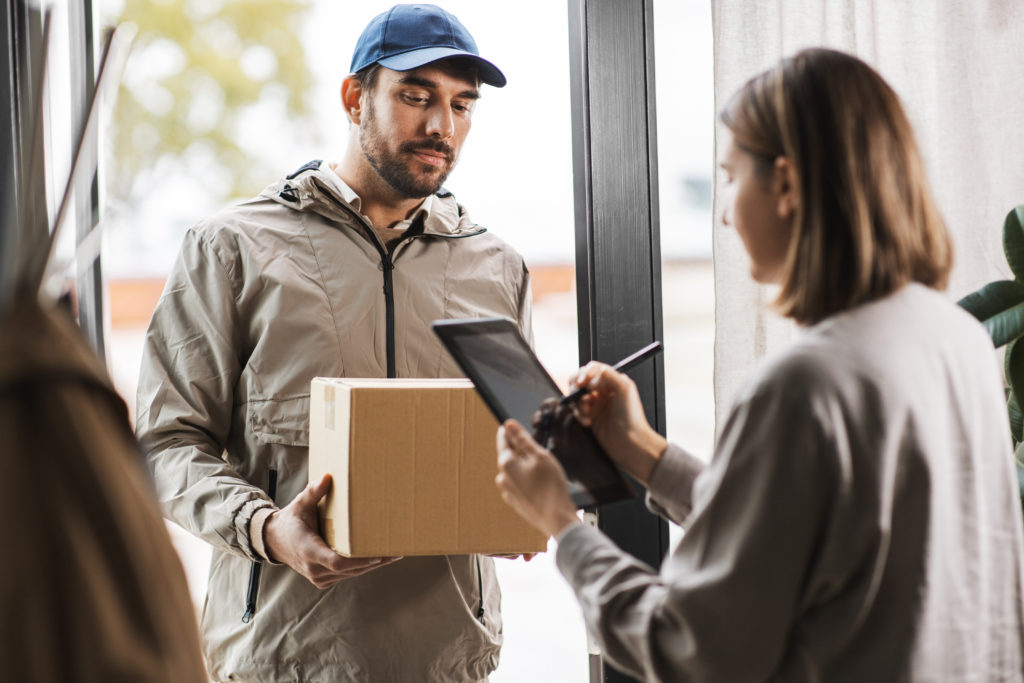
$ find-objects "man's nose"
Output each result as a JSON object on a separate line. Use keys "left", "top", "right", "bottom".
{"left": 425, "top": 104, "right": 455, "bottom": 139}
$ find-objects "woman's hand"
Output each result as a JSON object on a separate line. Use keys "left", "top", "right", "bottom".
{"left": 495, "top": 420, "right": 580, "bottom": 539}
{"left": 571, "top": 362, "right": 668, "bottom": 486}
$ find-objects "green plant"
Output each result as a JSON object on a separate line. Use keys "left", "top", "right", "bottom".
{"left": 957, "top": 205, "right": 1024, "bottom": 508}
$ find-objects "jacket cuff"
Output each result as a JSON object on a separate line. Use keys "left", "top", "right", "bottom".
{"left": 237, "top": 500, "right": 281, "bottom": 563}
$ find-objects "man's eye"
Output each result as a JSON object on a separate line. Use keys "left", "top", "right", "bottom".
{"left": 404, "top": 94, "right": 428, "bottom": 104}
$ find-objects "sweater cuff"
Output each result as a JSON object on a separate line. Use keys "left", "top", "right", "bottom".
{"left": 246, "top": 504, "right": 282, "bottom": 564}
{"left": 644, "top": 443, "right": 705, "bottom": 524}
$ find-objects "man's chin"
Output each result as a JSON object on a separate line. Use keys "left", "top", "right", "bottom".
{"left": 390, "top": 181, "right": 444, "bottom": 199}
{"left": 392, "top": 170, "right": 450, "bottom": 198}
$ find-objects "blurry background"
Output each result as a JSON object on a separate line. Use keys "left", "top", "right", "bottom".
{"left": 95, "top": 1, "right": 715, "bottom": 680}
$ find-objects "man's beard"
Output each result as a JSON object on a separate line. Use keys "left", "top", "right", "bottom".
{"left": 359, "top": 102, "right": 456, "bottom": 198}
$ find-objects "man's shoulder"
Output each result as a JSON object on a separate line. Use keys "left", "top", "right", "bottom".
{"left": 432, "top": 194, "right": 525, "bottom": 260}
{"left": 191, "top": 196, "right": 293, "bottom": 237}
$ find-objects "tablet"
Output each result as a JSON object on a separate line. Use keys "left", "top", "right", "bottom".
{"left": 432, "top": 317, "right": 634, "bottom": 507}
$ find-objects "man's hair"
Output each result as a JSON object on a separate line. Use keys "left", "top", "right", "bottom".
{"left": 352, "top": 62, "right": 384, "bottom": 94}
{"left": 351, "top": 57, "right": 482, "bottom": 96}
{"left": 719, "top": 48, "right": 952, "bottom": 325}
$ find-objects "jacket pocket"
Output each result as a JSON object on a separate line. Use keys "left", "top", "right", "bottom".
{"left": 248, "top": 394, "right": 310, "bottom": 446}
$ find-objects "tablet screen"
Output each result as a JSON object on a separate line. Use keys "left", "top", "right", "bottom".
{"left": 432, "top": 318, "right": 634, "bottom": 507}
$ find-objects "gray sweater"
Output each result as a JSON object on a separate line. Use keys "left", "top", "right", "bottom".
{"left": 557, "top": 283, "right": 1024, "bottom": 682}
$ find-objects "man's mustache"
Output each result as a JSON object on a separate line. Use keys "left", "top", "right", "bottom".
{"left": 400, "top": 139, "right": 453, "bottom": 161}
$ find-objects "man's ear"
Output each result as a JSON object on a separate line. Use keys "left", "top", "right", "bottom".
{"left": 773, "top": 156, "right": 799, "bottom": 219}
{"left": 341, "top": 75, "right": 364, "bottom": 125}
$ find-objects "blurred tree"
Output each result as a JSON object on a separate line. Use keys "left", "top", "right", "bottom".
{"left": 106, "top": 0, "right": 315, "bottom": 203}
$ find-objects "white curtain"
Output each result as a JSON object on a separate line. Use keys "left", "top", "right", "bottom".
{"left": 711, "top": 0, "right": 1024, "bottom": 424}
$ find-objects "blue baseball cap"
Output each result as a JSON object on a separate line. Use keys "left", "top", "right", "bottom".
{"left": 350, "top": 4, "right": 506, "bottom": 88}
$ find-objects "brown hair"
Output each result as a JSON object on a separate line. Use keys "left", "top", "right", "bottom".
{"left": 352, "top": 63, "right": 384, "bottom": 93}
{"left": 719, "top": 48, "right": 952, "bottom": 325}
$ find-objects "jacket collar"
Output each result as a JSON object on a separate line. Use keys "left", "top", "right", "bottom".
{"left": 261, "top": 160, "right": 484, "bottom": 238}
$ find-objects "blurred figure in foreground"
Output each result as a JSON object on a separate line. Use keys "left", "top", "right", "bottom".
{"left": 0, "top": 300, "right": 206, "bottom": 682}
{"left": 497, "top": 48, "right": 1024, "bottom": 682}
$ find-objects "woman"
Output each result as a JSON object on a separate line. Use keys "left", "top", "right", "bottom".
{"left": 496, "top": 48, "right": 1024, "bottom": 682}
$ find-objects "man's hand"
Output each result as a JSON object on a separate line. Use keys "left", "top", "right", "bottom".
{"left": 264, "top": 473, "right": 401, "bottom": 589}
{"left": 490, "top": 553, "right": 539, "bottom": 561}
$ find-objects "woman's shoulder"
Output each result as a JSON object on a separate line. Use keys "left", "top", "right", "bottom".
{"left": 813, "top": 283, "right": 992, "bottom": 356}
{"left": 730, "top": 330, "right": 885, "bottom": 442}
{"left": 740, "top": 338, "right": 846, "bottom": 404}
{"left": 739, "top": 283, "right": 997, "bottom": 422}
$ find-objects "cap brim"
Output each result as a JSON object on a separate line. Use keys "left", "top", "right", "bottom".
{"left": 378, "top": 47, "right": 506, "bottom": 88}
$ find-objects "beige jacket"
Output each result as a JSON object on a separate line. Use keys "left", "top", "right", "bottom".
{"left": 137, "top": 161, "right": 533, "bottom": 682}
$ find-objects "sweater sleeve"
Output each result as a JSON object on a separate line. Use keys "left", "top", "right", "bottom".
{"left": 556, "top": 370, "right": 836, "bottom": 682}
{"left": 644, "top": 443, "right": 706, "bottom": 526}
{"left": 135, "top": 227, "right": 276, "bottom": 562}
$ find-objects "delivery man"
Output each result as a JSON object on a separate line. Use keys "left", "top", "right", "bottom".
{"left": 136, "top": 4, "right": 532, "bottom": 681}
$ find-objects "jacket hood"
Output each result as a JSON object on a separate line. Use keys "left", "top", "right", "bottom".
{"left": 260, "top": 160, "right": 485, "bottom": 238}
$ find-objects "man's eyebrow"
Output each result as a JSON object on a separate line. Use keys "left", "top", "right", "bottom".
{"left": 397, "top": 74, "right": 480, "bottom": 100}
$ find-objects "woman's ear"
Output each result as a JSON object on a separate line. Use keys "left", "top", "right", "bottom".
{"left": 773, "top": 156, "right": 799, "bottom": 219}
{"left": 341, "top": 76, "right": 363, "bottom": 125}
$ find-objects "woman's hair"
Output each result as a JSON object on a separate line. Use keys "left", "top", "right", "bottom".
{"left": 719, "top": 48, "right": 952, "bottom": 325}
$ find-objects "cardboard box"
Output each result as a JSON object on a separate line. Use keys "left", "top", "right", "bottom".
{"left": 309, "top": 377, "right": 548, "bottom": 557}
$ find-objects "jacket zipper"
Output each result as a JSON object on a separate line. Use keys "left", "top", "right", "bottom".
{"left": 312, "top": 186, "right": 402, "bottom": 378}
{"left": 296, "top": 181, "right": 491, "bottom": 622}
{"left": 475, "top": 555, "right": 485, "bottom": 622}
{"left": 311, "top": 185, "right": 483, "bottom": 378}
{"left": 381, "top": 254, "right": 396, "bottom": 377}
{"left": 242, "top": 468, "right": 277, "bottom": 623}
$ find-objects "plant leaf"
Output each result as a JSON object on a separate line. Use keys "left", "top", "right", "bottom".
{"left": 1009, "top": 391, "right": 1023, "bottom": 444}
{"left": 958, "top": 280, "right": 1024, "bottom": 323}
{"left": 1018, "top": 462, "right": 1024, "bottom": 511}
{"left": 1007, "top": 339, "right": 1024, "bottom": 398}
{"left": 957, "top": 281, "right": 1024, "bottom": 347}
{"left": 987, "top": 303, "right": 1024, "bottom": 348}
{"left": 1015, "top": 441, "right": 1024, "bottom": 510}
{"left": 1003, "top": 205, "right": 1024, "bottom": 281}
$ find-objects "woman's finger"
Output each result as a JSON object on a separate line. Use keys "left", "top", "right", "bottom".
{"left": 569, "top": 361, "right": 604, "bottom": 391}
{"left": 574, "top": 392, "right": 598, "bottom": 425}
{"left": 504, "top": 419, "right": 545, "bottom": 454}
{"left": 497, "top": 443, "right": 516, "bottom": 468}
{"left": 496, "top": 424, "right": 510, "bottom": 455}
{"left": 495, "top": 470, "right": 527, "bottom": 508}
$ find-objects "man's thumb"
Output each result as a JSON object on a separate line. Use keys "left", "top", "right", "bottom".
{"left": 305, "top": 473, "right": 332, "bottom": 503}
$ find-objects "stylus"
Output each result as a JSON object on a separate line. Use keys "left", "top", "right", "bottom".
{"left": 559, "top": 340, "right": 663, "bottom": 405}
